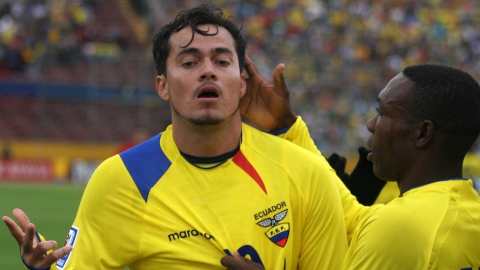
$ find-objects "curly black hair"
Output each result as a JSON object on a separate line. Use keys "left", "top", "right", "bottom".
{"left": 403, "top": 64, "right": 480, "bottom": 153}
{"left": 152, "top": 5, "right": 246, "bottom": 77}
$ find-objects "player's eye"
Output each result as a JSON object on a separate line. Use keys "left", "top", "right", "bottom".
{"left": 376, "top": 108, "right": 383, "bottom": 115}
{"left": 182, "top": 61, "right": 196, "bottom": 68}
{"left": 217, "top": 60, "right": 230, "bottom": 66}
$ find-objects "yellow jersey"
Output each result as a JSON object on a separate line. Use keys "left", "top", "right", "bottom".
{"left": 55, "top": 123, "right": 348, "bottom": 269}
{"left": 276, "top": 117, "right": 381, "bottom": 242}
{"left": 342, "top": 179, "right": 480, "bottom": 270}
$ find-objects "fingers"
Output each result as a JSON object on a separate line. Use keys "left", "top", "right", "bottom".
{"left": 13, "top": 209, "right": 40, "bottom": 246}
{"left": 22, "top": 223, "right": 36, "bottom": 254}
{"left": 2, "top": 216, "right": 25, "bottom": 246}
{"left": 327, "top": 153, "right": 340, "bottom": 166}
{"left": 12, "top": 208, "right": 31, "bottom": 231}
{"left": 327, "top": 153, "right": 347, "bottom": 173}
{"left": 220, "top": 255, "right": 243, "bottom": 268}
{"left": 44, "top": 245, "right": 73, "bottom": 266}
{"left": 273, "top": 63, "right": 287, "bottom": 93}
{"left": 273, "top": 63, "right": 285, "bottom": 83}
{"left": 244, "top": 55, "right": 260, "bottom": 78}
{"left": 35, "top": 240, "right": 58, "bottom": 256}
{"left": 22, "top": 241, "right": 71, "bottom": 270}
{"left": 220, "top": 252, "right": 265, "bottom": 269}
{"left": 232, "top": 252, "right": 261, "bottom": 266}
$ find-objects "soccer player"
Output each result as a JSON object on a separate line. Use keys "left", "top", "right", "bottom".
{"left": 222, "top": 65, "right": 480, "bottom": 269}
{"left": 3, "top": 6, "right": 350, "bottom": 269}
{"left": 342, "top": 65, "right": 480, "bottom": 269}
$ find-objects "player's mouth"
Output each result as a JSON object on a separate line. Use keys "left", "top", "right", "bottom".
{"left": 367, "top": 138, "right": 373, "bottom": 162}
{"left": 197, "top": 85, "right": 219, "bottom": 101}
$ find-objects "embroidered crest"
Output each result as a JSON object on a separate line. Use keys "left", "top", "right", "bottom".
{"left": 256, "top": 209, "right": 290, "bottom": 247}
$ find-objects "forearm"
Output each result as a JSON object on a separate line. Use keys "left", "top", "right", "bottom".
{"left": 276, "top": 116, "right": 381, "bottom": 241}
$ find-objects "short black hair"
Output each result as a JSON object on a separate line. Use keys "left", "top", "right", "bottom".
{"left": 402, "top": 64, "right": 480, "bottom": 153}
{"left": 152, "top": 5, "right": 246, "bottom": 77}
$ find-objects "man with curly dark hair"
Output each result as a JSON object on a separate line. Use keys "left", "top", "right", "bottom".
{"left": 4, "top": 5, "right": 350, "bottom": 270}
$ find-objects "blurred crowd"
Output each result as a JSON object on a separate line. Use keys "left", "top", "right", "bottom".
{"left": 0, "top": 0, "right": 122, "bottom": 79}
{"left": 164, "top": 0, "right": 480, "bottom": 154}
{"left": 2, "top": 0, "right": 480, "bottom": 155}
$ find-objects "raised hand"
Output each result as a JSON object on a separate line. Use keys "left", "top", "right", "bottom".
{"left": 240, "top": 55, "right": 297, "bottom": 132}
{"left": 220, "top": 252, "right": 265, "bottom": 270}
{"left": 2, "top": 209, "right": 72, "bottom": 269}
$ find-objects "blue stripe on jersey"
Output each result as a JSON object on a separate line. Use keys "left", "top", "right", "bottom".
{"left": 120, "top": 134, "right": 171, "bottom": 202}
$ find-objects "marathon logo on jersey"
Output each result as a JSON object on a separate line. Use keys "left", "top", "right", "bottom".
{"left": 56, "top": 226, "right": 79, "bottom": 270}
{"left": 168, "top": 230, "right": 215, "bottom": 242}
{"left": 256, "top": 209, "right": 290, "bottom": 247}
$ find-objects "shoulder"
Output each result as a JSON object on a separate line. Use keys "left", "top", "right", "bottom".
{"left": 355, "top": 197, "right": 444, "bottom": 245}
{"left": 242, "top": 124, "right": 338, "bottom": 201}
{"left": 344, "top": 202, "right": 432, "bottom": 269}
{"left": 242, "top": 124, "right": 327, "bottom": 171}
{"left": 344, "top": 196, "right": 452, "bottom": 269}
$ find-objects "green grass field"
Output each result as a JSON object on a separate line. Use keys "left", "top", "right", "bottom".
{"left": 0, "top": 183, "right": 85, "bottom": 269}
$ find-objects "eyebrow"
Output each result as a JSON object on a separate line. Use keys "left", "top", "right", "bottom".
{"left": 176, "top": 47, "right": 200, "bottom": 59}
{"left": 212, "top": 47, "right": 234, "bottom": 56}
{"left": 175, "top": 47, "right": 234, "bottom": 59}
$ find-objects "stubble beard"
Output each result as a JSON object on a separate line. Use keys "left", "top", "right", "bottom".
{"left": 171, "top": 103, "right": 239, "bottom": 126}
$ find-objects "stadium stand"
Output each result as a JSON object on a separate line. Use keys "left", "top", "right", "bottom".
{"left": 0, "top": 0, "right": 478, "bottom": 182}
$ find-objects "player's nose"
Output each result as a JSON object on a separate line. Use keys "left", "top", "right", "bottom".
{"left": 366, "top": 115, "right": 377, "bottom": 134}
{"left": 199, "top": 60, "right": 217, "bottom": 80}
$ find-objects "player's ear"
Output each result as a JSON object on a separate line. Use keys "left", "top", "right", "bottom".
{"left": 415, "top": 120, "right": 434, "bottom": 148}
{"left": 156, "top": 75, "right": 170, "bottom": 101}
{"left": 239, "top": 73, "right": 246, "bottom": 98}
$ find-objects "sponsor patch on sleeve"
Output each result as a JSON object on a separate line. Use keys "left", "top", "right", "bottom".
{"left": 56, "top": 225, "right": 79, "bottom": 270}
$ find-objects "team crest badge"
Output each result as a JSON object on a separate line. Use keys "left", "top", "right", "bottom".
{"left": 256, "top": 209, "right": 289, "bottom": 247}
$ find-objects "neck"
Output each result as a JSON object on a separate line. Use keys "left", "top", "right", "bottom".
{"left": 397, "top": 155, "right": 464, "bottom": 196}
{"left": 171, "top": 112, "right": 242, "bottom": 157}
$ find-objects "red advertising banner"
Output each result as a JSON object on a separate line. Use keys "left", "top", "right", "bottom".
{"left": 0, "top": 160, "right": 53, "bottom": 182}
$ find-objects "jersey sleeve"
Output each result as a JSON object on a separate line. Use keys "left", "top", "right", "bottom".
{"left": 277, "top": 116, "right": 381, "bottom": 241}
{"left": 341, "top": 206, "right": 430, "bottom": 270}
{"left": 58, "top": 155, "right": 147, "bottom": 270}
{"left": 286, "top": 147, "right": 348, "bottom": 269}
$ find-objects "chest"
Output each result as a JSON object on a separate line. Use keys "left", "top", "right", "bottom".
{"left": 134, "top": 161, "right": 304, "bottom": 269}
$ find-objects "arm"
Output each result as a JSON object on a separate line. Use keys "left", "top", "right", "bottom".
{"left": 240, "top": 57, "right": 380, "bottom": 241}
{"left": 342, "top": 207, "right": 428, "bottom": 270}
{"left": 57, "top": 155, "right": 145, "bottom": 269}
{"left": 2, "top": 209, "right": 72, "bottom": 270}
{"left": 297, "top": 153, "right": 349, "bottom": 269}
{"left": 278, "top": 116, "right": 381, "bottom": 242}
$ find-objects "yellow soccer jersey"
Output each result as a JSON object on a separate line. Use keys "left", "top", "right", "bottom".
{"left": 55, "top": 123, "right": 348, "bottom": 270}
{"left": 274, "top": 117, "right": 381, "bottom": 241}
{"left": 373, "top": 181, "right": 399, "bottom": 204}
{"left": 342, "top": 179, "right": 480, "bottom": 270}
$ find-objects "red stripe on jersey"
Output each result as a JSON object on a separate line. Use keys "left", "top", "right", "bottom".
{"left": 232, "top": 150, "right": 267, "bottom": 195}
